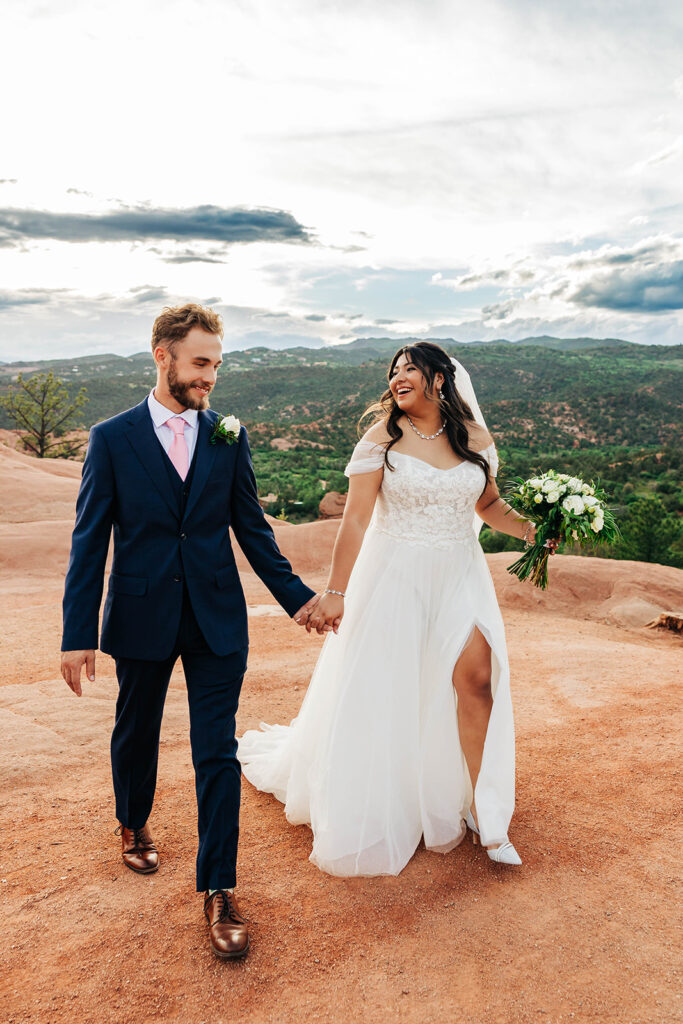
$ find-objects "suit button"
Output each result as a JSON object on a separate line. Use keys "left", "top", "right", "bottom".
{"left": 173, "top": 574, "right": 182, "bottom": 583}
{"left": 180, "top": 532, "right": 187, "bottom": 540}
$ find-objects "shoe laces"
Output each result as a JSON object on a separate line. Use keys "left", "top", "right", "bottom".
{"left": 207, "top": 890, "right": 244, "bottom": 924}
{"left": 114, "top": 824, "right": 152, "bottom": 850}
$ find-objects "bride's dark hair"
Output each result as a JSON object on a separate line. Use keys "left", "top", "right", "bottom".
{"left": 359, "top": 341, "right": 491, "bottom": 487}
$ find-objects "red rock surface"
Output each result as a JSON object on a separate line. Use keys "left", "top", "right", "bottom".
{"left": 318, "top": 490, "right": 347, "bottom": 518}
{"left": 0, "top": 444, "right": 680, "bottom": 1024}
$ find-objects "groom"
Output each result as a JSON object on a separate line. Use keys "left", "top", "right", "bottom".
{"left": 60, "top": 303, "right": 319, "bottom": 960}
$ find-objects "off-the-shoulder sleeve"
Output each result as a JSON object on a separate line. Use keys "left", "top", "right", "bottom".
{"left": 483, "top": 442, "right": 499, "bottom": 478}
{"left": 344, "top": 438, "right": 386, "bottom": 477}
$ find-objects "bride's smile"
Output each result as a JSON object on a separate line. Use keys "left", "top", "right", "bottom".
{"left": 389, "top": 352, "right": 444, "bottom": 435}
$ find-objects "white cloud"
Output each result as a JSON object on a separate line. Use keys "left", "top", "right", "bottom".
{"left": 630, "top": 135, "right": 683, "bottom": 174}
{"left": 1, "top": 0, "right": 682, "bottom": 356}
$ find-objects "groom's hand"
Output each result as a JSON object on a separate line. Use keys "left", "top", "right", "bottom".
{"left": 61, "top": 649, "right": 96, "bottom": 697}
{"left": 292, "top": 593, "right": 322, "bottom": 627}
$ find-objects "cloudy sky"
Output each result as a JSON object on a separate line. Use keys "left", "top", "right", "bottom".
{"left": 1, "top": 0, "right": 683, "bottom": 360}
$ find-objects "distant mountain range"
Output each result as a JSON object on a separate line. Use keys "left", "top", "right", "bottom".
{"left": 1, "top": 336, "right": 680, "bottom": 454}
{"left": 0, "top": 333, "right": 643, "bottom": 378}
{"left": 326, "top": 334, "right": 634, "bottom": 358}
{"left": 2, "top": 336, "right": 680, "bottom": 553}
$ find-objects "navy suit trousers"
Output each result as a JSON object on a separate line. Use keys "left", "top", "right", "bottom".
{"left": 111, "top": 590, "right": 248, "bottom": 891}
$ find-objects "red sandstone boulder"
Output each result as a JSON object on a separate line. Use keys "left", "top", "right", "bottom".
{"left": 319, "top": 491, "right": 347, "bottom": 519}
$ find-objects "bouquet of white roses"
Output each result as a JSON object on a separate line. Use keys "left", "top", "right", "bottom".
{"left": 505, "top": 470, "right": 619, "bottom": 589}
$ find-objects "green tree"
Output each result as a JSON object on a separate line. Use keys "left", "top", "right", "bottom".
{"left": 479, "top": 526, "right": 523, "bottom": 554}
{"left": 0, "top": 372, "right": 89, "bottom": 458}
{"left": 612, "top": 495, "right": 681, "bottom": 566}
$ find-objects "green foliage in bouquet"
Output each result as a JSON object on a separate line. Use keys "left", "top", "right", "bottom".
{"left": 505, "top": 470, "right": 620, "bottom": 589}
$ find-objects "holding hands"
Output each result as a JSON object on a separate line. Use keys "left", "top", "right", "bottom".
{"left": 293, "top": 589, "right": 344, "bottom": 635}
{"left": 306, "top": 590, "right": 344, "bottom": 635}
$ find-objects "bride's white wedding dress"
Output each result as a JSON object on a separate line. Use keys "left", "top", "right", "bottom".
{"left": 238, "top": 437, "right": 515, "bottom": 877}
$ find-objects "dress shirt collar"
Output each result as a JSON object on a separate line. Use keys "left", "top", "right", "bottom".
{"left": 147, "top": 389, "right": 199, "bottom": 430}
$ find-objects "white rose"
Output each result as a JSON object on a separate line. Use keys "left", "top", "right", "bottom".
{"left": 534, "top": 493, "right": 543, "bottom": 504}
{"left": 528, "top": 478, "right": 543, "bottom": 489}
{"left": 583, "top": 495, "right": 598, "bottom": 508}
{"left": 221, "top": 415, "right": 241, "bottom": 434}
{"left": 542, "top": 478, "right": 557, "bottom": 493}
{"left": 581, "top": 483, "right": 595, "bottom": 495}
{"left": 562, "top": 495, "right": 585, "bottom": 515}
{"left": 567, "top": 477, "right": 582, "bottom": 492}
{"left": 591, "top": 518, "right": 604, "bottom": 533}
{"left": 546, "top": 490, "right": 561, "bottom": 503}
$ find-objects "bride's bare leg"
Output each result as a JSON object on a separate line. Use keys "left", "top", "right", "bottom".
{"left": 451, "top": 626, "right": 501, "bottom": 850}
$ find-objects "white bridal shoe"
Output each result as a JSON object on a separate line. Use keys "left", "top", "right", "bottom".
{"left": 465, "top": 810, "right": 522, "bottom": 865}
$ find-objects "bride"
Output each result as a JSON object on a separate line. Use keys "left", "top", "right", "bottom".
{"left": 238, "top": 342, "right": 554, "bottom": 876}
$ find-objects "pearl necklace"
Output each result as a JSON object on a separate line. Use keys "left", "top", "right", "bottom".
{"left": 406, "top": 415, "right": 446, "bottom": 440}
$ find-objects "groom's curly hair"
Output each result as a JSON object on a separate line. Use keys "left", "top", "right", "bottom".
{"left": 151, "top": 303, "right": 224, "bottom": 357}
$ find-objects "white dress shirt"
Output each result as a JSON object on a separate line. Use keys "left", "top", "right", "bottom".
{"left": 147, "top": 389, "right": 199, "bottom": 464}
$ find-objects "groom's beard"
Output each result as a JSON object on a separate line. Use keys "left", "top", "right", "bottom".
{"left": 166, "top": 358, "right": 212, "bottom": 411}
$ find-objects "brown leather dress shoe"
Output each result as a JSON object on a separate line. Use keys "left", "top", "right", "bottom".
{"left": 115, "top": 823, "right": 159, "bottom": 874}
{"left": 204, "top": 890, "right": 249, "bottom": 960}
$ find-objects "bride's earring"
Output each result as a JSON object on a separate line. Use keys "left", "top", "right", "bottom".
{"left": 439, "top": 388, "right": 444, "bottom": 400}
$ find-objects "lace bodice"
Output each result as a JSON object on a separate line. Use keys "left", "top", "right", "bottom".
{"left": 345, "top": 439, "right": 498, "bottom": 550}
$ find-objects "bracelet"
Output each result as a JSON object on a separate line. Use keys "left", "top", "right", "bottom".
{"left": 324, "top": 588, "right": 346, "bottom": 598}
{"left": 523, "top": 522, "right": 535, "bottom": 548}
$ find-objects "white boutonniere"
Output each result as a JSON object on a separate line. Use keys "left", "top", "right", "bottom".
{"left": 210, "top": 413, "right": 241, "bottom": 446}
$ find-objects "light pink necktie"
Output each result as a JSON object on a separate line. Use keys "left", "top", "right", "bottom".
{"left": 167, "top": 416, "right": 189, "bottom": 480}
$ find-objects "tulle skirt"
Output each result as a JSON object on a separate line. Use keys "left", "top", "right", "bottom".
{"left": 238, "top": 525, "right": 515, "bottom": 877}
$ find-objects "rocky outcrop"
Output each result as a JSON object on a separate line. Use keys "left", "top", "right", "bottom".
{"left": 319, "top": 491, "right": 347, "bottom": 519}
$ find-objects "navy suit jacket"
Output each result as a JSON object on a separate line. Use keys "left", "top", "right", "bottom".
{"left": 62, "top": 400, "right": 315, "bottom": 660}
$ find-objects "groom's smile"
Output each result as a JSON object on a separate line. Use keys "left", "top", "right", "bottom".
{"left": 166, "top": 362, "right": 216, "bottom": 410}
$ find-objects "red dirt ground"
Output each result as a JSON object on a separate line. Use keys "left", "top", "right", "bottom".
{"left": 0, "top": 445, "right": 680, "bottom": 1024}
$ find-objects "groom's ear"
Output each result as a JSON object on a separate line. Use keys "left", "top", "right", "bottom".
{"left": 153, "top": 344, "right": 170, "bottom": 369}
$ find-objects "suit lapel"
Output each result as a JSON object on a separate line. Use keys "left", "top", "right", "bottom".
{"left": 123, "top": 400, "right": 180, "bottom": 520}
{"left": 183, "top": 410, "right": 219, "bottom": 522}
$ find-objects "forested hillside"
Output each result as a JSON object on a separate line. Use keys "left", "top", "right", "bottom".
{"left": 2, "top": 338, "right": 681, "bottom": 565}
